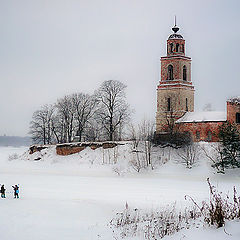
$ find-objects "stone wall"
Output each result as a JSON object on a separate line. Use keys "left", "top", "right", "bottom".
{"left": 176, "top": 121, "right": 225, "bottom": 142}
{"left": 56, "top": 142, "right": 118, "bottom": 156}
{"left": 227, "top": 101, "right": 240, "bottom": 127}
{"left": 29, "top": 142, "right": 121, "bottom": 156}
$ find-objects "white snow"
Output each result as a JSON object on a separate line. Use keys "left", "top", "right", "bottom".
{"left": 176, "top": 111, "right": 226, "bottom": 123}
{"left": 0, "top": 144, "right": 240, "bottom": 240}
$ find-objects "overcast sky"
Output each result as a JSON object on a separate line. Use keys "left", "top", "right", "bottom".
{"left": 0, "top": 0, "right": 240, "bottom": 136}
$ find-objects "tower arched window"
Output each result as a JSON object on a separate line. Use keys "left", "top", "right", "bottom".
{"left": 207, "top": 131, "right": 212, "bottom": 141}
{"left": 182, "top": 44, "right": 184, "bottom": 53}
{"left": 196, "top": 131, "right": 200, "bottom": 140}
{"left": 236, "top": 113, "right": 240, "bottom": 123}
{"left": 176, "top": 43, "right": 179, "bottom": 52}
{"left": 183, "top": 65, "right": 187, "bottom": 81}
{"left": 186, "top": 98, "right": 188, "bottom": 111}
{"left": 167, "top": 65, "right": 173, "bottom": 80}
{"left": 170, "top": 43, "right": 173, "bottom": 53}
{"left": 167, "top": 98, "right": 171, "bottom": 111}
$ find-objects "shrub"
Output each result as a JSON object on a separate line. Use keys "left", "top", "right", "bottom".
{"left": 186, "top": 178, "right": 240, "bottom": 228}
{"left": 177, "top": 143, "right": 200, "bottom": 168}
{"left": 154, "top": 132, "right": 192, "bottom": 148}
{"left": 216, "top": 122, "right": 240, "bottom": 169}
{"left": 8, "top": 153, "right": 19, "bottom": 161}
{"left": 110, "top": 179, "right": 240, "bottom": 239}
{"left": 110, "top": 203, "right": 201, "bottom": 239}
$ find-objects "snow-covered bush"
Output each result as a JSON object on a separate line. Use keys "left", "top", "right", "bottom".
{"left": 129, "top": 141, "right": 167, "bottom": 172}
{"left": 110, "top": 179, "right": 240, "bottom": 239}
{"left": 186, "top": 178, "right": 240, "bottom": 228}
{"left": 201, "top": 143, "right": 223, "bottom": 172}
{"left": 130, "top": 149, "right": 147, "bottom": 172}
{"left": 8, "top": 153, "right": 19, "bottom": 161}
{"left": 110, "top": 203, "right": 201, "bottom": 239}
{"left": 176, "top": 143, "right": 200, "bottom": 168}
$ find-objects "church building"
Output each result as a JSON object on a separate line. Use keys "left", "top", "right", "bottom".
{"left": 156, "top": 22, "right": 240, "bottom": 142}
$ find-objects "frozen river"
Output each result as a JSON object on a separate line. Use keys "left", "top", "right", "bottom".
{"left": 0, "top": 146, "right": 239, "bottom": 240}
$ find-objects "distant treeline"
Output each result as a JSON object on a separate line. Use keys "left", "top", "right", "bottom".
{"left": 0, "top": 136, "right": 32, "bottom": 147}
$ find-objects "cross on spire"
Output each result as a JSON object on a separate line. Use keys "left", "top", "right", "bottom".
{"left": 172, "top": 16, "right": 179, "bottom": 33}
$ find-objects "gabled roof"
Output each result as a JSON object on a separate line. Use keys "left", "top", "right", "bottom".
{"left": 176, "top": 111, "right": 226, "bottom": 123}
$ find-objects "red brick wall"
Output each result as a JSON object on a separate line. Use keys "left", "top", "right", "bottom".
{"left": 160, "top": 57, "right": 191, "bottom": 81}
{"left": 175, "top": 100, "right": 240, "bottom": 142}
{"left": 56, "top": 146, "right": 86, "bottom": 155}
{"left": 167, "top": 39, "right": 185, "bottom": 56}
{"left": 227, "top": 101, "right": 240, "bottom": 132}
{"left": 177, "top": 121, "right": 225, "bottom": 142}
{"left": 55, "top": 142, "right": 118, "bottom": 156}
{"left": 227, "top": 102, "right": 240, "bottom": 123}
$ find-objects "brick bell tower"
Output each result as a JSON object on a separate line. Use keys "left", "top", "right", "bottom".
{"left": 156, "top": 21, "right": 194, "bottom": 134}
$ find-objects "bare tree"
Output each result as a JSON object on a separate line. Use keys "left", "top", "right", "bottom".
{"left": 72, "top": 93, "right": 97, "bottom": 142}
{"left": 56, "top": 95, "right": 75, "bottom": 143}
{"left": 130, "top": 154, "right": 146, "bottom": 172}
{"left": 50, "top": 111, "right": 65, "bottom": 143}
{"left": 96, "top": 80, "right": 131, "bottom": 141}
{"left": 83, "top": 117, "right": 103, "bottom": 141}
{"left": 127, "top": 123, "right": 144, "bottom": 171}
{"left": 127, "top": 119, "right": 155, "bottom": 170}
{"left": 177, "top": 143, "right": 199, "bottom": 168}
{"left": 127, "top": 123, "right": 140, "bottom": 149}
{"left": 138, "top": 119, "right": 155, "bottom": 166}
{"left": 201, "top": 144, "right": 223, "bottom": 172}
{"left": 203, "top": 103, "right": 214, "bottom": 111}
{"left": 29, "top": 105, "right": 54, "bottom": 144}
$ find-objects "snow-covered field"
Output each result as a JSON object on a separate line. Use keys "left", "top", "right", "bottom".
{"left": 0, "top": 144, "right": 240, "bottom": 240}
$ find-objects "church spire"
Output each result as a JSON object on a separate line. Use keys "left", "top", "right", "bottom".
{"left": 172, "top": 16, "right": 179, "bottom": 33}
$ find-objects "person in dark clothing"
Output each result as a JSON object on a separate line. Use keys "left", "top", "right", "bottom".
{"left": 12, "top": 185, "right": 19, "bottom": 198}
{"left": 1, "top": 185, "right": 6, "bottom": 198}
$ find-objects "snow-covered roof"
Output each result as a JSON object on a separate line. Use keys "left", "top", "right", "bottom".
{"left": 176, "top": 111, "right": 226, "bottom": 123}
{"left": 227, "top": 96, "right": 240, "bottom": 105}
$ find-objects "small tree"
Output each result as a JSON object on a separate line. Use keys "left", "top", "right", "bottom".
{"left": 138, "top": 119, "right": 155, "bottom": 166}
{"left": 201, "top": 143, "right": 224, "bottom": 173}
{"left": 127, "top": 123, "right": 140, "bottom": 149}
{"left": 127, "top": 119, "right": 155, "bottom": 169}
{"left": 177, "top": 143, "right": 199, "bottom": 168}
{"left": 217, "top": 122, "right": 240, "bottom": 169}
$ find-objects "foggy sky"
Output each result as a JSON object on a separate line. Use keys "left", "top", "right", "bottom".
{"left": 0, "top": 0, "right": 240, "bottom": 136}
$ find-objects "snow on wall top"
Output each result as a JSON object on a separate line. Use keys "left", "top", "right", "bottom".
{"left": 227, "top": 96, "right": 240, "bottom": 105}
{"left": 176, "top": 111, "right": 226, "bottom": 123}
